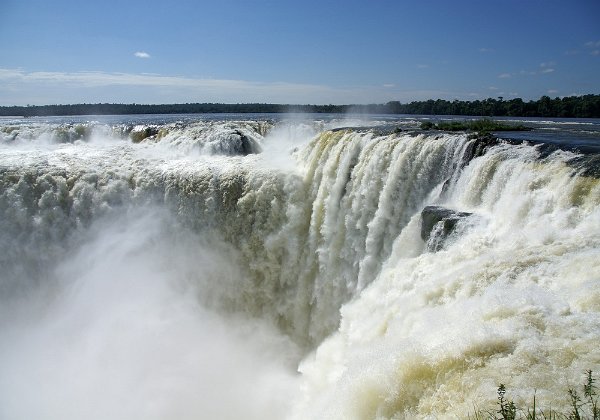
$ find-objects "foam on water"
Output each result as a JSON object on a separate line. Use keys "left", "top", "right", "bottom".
{"left": 1, "top": 117, "right": 599, "bottom": 419}
{"left": 292, "top": 142, "right": 600, "bottom": 418}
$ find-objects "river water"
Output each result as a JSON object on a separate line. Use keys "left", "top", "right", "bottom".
{"left": 1, "top": 114, "right": 599, "bottom": 419}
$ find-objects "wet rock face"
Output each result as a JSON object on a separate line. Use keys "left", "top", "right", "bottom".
{"left": 462, "top": 134, "right": 500, "bottom": 166}
{"left": 421, "top": 206, "right": 473, "bottom": 250}
{"left": 203, "top": 130, "right": 262, "bottom": 156}
{"left": 230, "top": 130, "right": 262, "bottom": 155}
{"left": 130, "top": 126, "right": 159, "bottom": 143}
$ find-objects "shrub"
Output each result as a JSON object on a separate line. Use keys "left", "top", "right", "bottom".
{"left": 470, "top": 371, "right": 599, "bottom": 420}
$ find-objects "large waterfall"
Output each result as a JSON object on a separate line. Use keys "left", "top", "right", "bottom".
{"left": 1, "top": 115, "right": 599, "bottom": 419}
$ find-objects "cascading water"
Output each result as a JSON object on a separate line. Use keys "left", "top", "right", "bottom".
{"left": 293, "top": 138, "right": 600, "bottom": 418}
{"left": 0, "top": 115, "right": 599, "bottom": 419}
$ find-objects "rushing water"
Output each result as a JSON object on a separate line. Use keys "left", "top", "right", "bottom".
{"left": 1, "top": 114, "right": 599, "bottom": 419}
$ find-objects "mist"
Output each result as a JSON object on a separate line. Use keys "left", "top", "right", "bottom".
{"left": 2, "top": 116, "right": 599, "bottom": 418}
{"left": 0, "top": 207, "right": 300, "bottom": 420}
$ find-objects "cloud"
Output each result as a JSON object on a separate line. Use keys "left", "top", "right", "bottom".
{"left": 583, "top": 41, "right": 600, "bottom": 55}
{"left": 416, "top": 64, "right": 429, "bottom": 69}
{"left": 497, "top": 65, "right": 558, "bottom": 80}
{"left": 0, "top": 68, "right": 476, "bottom": 105}
{"left": 539, "top": 62, "right": 556, "bottom": 74}
{"left": 0, "top": 68, "right": 337, "bottom": 98}
{"left": 134, "top": 52, "right": 151, "bottom": 59}
{"left": 488, "top": 86, "right": 498, "bottom": 90}
{"left": 547, "top": 89, "right": 559, "bottom": 94}
{"left": 505, "top": 64, "right": 557, "bottom": 77}
{"left": 0, "top": 67, "right": 521, "bottom": 105}
{"left": 478, "top": 48, "right": 493, "bottom": 53}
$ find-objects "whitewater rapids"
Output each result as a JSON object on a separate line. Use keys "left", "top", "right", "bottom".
{"left": 0, "top": 116, "right": 599, "bottom": 419}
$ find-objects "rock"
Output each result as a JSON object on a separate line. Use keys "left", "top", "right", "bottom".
{"left": 130, "top": 125, "right": 159, "bottom": 143}
{"left": 440, "top": 134, "right": 501, "bottom": 196}
{"left": 421, "top": 206, "right": 472, "bottom": 251}
{"left": 462, "top": 133, "right": 500, "bottom": 166}
{"left": 205, "top": 130, "right": 261, "bottom": 156}
{"left": 233, "top": 130, "right": 261, "bottom": 155}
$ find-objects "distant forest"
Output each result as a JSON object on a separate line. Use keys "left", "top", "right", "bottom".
{"left": 1, "top": 94, "right": 599, "bottom": 118}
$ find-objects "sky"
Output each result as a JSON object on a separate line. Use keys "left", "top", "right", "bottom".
{"left": 0, "top": 0, "right": 599, "bottom": 105}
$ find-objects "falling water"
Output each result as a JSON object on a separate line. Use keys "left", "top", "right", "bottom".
{"left": 1, "top": 115, "right": 599, "bottom": 419}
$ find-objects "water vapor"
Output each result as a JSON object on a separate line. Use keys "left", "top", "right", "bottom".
{"left": 0, "top": 208, "right": 299, "bottom": 420}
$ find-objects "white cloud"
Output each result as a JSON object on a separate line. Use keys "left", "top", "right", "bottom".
{"left": 584, "top": 41, "right": 600, "bottom": 55}
{"left": 0, "top": 68, "right": 478, "bottom": 105}
{"left": 0, "top": 68, "right": 344, "bottom": 102}
{"left": 488, "top": 86, "right": 498, "bottom": 90}
{"left": 547, "top": 89, "right": 559, "bottom": 94}
{"left": 134, "top": 52, "right": 151, "bottom": 59}
{"left": 478, "top": 48, "right": 493, "bottom": 53}
{"left": 497, "top": 65, "right": 558, "bottom": 78}
{"left": 539, "top": 62, "right": 556, "bottom": 74}
{"left": 1, "top": 67, "right": 526, "bottom": 106}
{"left": 416, "top": 64, "right": 429, "bottom": 69}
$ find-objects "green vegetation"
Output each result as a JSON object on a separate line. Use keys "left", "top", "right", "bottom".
{"left": 1, "top": 94, "right": 599, "bottom": 117}
{"left": 385, "top": 95, "right": 600, "bottom": 118}
{"left": 420, "top": 119, "right": 530, "bottom": 133}
{"left": 470, "top": 371, "right": 599, "bottom": 420}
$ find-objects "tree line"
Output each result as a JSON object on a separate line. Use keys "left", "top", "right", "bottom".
{"left": 382, "top": 94, "right": 600, "bottom": 118}
{"left": 1, "top": 94, "right": 598, "bottom": 118}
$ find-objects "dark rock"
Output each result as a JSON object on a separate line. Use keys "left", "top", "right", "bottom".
{"left": 421, "top": 206, "right": 473, "bottom": 250}
{"left": 234, "top": 129, "right": 261, "bottom": 155}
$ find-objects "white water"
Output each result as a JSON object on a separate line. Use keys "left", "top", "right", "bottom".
{"left": 1, "top": 117, "right": 599, "bottom": 419}
{"left": 0, "top": 209, "right": 299, "bottom": 420}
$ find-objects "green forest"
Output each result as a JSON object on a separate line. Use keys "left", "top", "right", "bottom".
{"left": 1, "top": 94, "right": 599, "bottom": 118}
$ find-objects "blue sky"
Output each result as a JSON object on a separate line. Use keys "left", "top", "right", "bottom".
{"left": 1, "top": 0, "right": 599, "bottom": 105}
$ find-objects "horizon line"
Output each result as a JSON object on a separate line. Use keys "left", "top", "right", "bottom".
{"left": 1, "top": 93, "right": 598, "bottom": 109}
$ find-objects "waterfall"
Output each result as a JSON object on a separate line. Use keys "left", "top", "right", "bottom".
{"left": 1, "top": 117, "right": 599, "bottom": 419}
